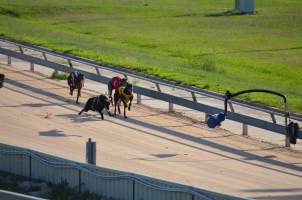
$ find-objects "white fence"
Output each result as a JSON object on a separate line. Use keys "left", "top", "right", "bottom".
{"left": 0, "top": 143, "right": 248, "bottom": 200}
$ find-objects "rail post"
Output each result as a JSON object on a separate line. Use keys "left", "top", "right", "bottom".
{"left": 30, "top": 62, "right": 34, "bottom": 72}
{"left": 242, "top": 124, "right": 248, "bottom": 136}
{"left": 7, "top": 56, "right": 11, "bottom": 65}
{"left": 68, "top": 59, "right": 73, "bottom": 68}
{"left": 95, "top": 67, "right": 101, "bottom": 76}
{"left": 285, "top": 136, "right": 290, "bottom": 147}
{"left": 205, "top": 113, "right": 209, "bottom": 122}
{"left": 270, "top": 113, "right": 276, "bottom": 124}
{"left": 169, "top": 102, "right": 173, "bottom": 112}
{"left": 137, "top": 93, "right": 141, "bottom": 104}
{"left": 42, "top": 52, "right": 47, "bottom": 61}
{"left": 18, "top": 46, "right": 23, "bottom": 54}
{"left": 191, "top": 92, "right": 197, "bottom": 102}
{"left": 228, "top": 102, "right": 235, "bottom": 112}
{"left": 155, "top": 83, "right": 162, "bottom": 92}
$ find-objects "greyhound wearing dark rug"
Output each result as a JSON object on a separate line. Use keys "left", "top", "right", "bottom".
{"left": 114, "top": 83, "right": 133, "bottom": 118}
{"left": 79, "top": 95, "right": 112, "bottom": 120}
{"left": 67, "top": 71, "right": 84, "bottom": 104}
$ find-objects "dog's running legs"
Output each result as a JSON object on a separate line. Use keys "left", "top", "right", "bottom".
{"left": 118, "top": 101, "right": 121, "bottom": 114}
{"left": 123, "top": 101, "right": 127, "bottom": 118}
{"left": 114, "top": 100, "right": 117, "bottom": 116}
{"left": 106, "top": 108, "right": 113, "bottom": 117}
{"left": 99, "top": 111, "right": 104, "bottom": 120}
{"left": 78, "top": 108, "right": 85, "bottom": 115}
{"left": 76, "top": 87, "right": 80, "bottom": 104}
{"left": 70, "top": 86, "right": 73, "bottom": 96}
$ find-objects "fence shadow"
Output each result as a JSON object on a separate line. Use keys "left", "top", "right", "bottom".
{"left": 110, "top": 116, "right": 302, "bottom": 178}
{"left": 39, "top": 129, "right": 82, "bottom": 137}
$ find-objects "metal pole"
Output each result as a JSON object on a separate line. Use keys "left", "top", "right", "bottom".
{"left": 19, "top": 46, "right": 23, "bottom": 54}
{"left": 169, "top": 102, "right": 173, "bottom": 112}
{"left": 95, "top": 67, "right": 101, "bottom": 76}
{"left": 285, "top": 102, "right": 290, "bottom": 147}
{"left": 29, "top": 153, "right": 32, "bottom": 178}
{"left": 205, "top": 113, "right": 209, "bottom": 122}
{"left": 68, "top": 59, "right": 73, "bottom": 68}
{"left": 78, "top": 169, "right": 82, "bottom": 193}
{"left": 270, "top": 113, "right": 276, "bottom": 124}
{"left": 155, "top": 83, "right": 162, "bottom": 92}
{"left": 30, "top": 63, "right": 34, "bottom": 72}
{"left": 42, "top": 52, "right": 47, "bottom": 61}
{"left": 228, "top": 102, "right": 235, "bottom": 112}
{"left": 242, "top": 124, "right": 248, "bottom": 136}
{"left": 7, "top": 56, "right": 11, "bottom": 65}
{"left": 191, "top": 92, "right": 197, "bottom": 102}
{"left": 137, "top": 94, "right": 141, "bottom": 104}
{"left": 132, "top": 179, "right": 135, "bottom": 200}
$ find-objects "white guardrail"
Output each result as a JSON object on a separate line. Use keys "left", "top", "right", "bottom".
{"left": 0, "top": 143, "right": 249, "bottom": 200}
{"left": 0, "top": 37, "right": 301, "bottom": 147}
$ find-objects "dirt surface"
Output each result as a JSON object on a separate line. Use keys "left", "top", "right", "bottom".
{"left": 1, "top": 64, "right": 302, "bottom": 200}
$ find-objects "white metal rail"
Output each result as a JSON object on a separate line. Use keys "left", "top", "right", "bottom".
{"left": 0, "top": 38, "right": 301, "bottom": 147}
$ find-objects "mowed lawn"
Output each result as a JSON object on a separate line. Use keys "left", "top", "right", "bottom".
{"left": 0, "top": 0, "right": 301, "bottom": 113}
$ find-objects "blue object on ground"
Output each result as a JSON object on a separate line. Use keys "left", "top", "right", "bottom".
{"left": 207, "top": 112, "right": 226, "bottom": 128}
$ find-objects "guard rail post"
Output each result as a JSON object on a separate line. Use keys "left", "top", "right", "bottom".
{"left": 191, "top": 92, "right": 197, "bottom": 102}
{"left": 68, "top": 59, "right": 73, "bottom": 68}
{"left": 169, "top": 102, "right": 173, "bottom": 112}
{"left": 155, "top": 83, "right": 162, "bottom": 92}
{"left": 42, "top": 52, "right": 47, "bottom": 61}
{"left": 242, "top": 124, "right": 248, "bottom": 136}
{"left": 7, "top": 56, "right": 11, "bottom": 65}
{"left": 18, "top": 46, "right": 23, "bottom": 54}
{"left": 205, "top": 113, "right": 209, "bottom": 122}
{"left": 95, "top": 67, "right": 101, "bottom": 76}
{"left": 30, "top": 62, "right": 34, "bottom": 72}
{"left": 137, "top": 93, "right": 141, "bottom": 104}
{"left": 270, "top": 113, "right": 276, "bottom": 124}
{"left": 228, "top": 102, "right": 235, "bottom": 112}
{"left": 285, "top": 131, "right": 290, "bottom": 148}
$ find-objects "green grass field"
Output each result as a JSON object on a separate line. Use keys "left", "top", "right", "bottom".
{"left": 0, "top": 0, "right": 301, "bottom": 113}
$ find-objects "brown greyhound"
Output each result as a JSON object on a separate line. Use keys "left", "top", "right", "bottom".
{"left": 114, "top": 83, "right": 133, "bottom": 118}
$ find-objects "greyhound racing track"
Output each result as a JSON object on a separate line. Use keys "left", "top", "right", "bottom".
{"left": 1, "top": 64, "right": 302, "bottom": 200}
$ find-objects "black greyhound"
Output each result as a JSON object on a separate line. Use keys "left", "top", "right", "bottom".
{"left": 67, "top": 71, "right": 84, "bottom": 104}
{"left": 79, "top": 95, "right": 112, "bottom": 120}
{"left": 114, "top": 83, "right": 133, "bottom": 118}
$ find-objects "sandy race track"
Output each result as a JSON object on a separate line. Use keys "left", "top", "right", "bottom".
{"left": 1, "top": 64, "right": 302, "bottom": 200}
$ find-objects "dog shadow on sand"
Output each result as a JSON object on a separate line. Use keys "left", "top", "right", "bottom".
{"left": 55, "top": 113, "right": 109, "bottom": 123}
